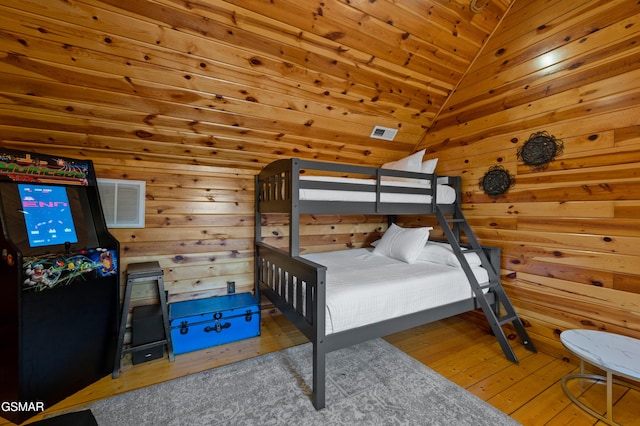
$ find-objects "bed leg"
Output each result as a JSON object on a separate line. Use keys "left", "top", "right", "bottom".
{"left": 312, "top": 341, "right": 326, "bottom": 410}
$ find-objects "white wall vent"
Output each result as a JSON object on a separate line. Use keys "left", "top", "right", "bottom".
{"left": 97, "top": 178, "right": 146, "bottom": 228}
{"left": 370, "top": 125, "right": 398, "bottom": 141}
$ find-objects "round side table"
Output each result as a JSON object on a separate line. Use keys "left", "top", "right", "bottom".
{"left": 560, "top": 329, "right": 640, "bottom": 425}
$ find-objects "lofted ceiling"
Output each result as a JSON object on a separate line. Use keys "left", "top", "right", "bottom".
{"left": 0, "top": 0, "right": 512, "bottom": 169}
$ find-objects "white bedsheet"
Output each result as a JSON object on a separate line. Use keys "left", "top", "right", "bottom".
{"left": 300, "top": 248, "right": 488, "bottom": 335}
{"left": 299, "top": 176, "right": 456, "bottom": 204}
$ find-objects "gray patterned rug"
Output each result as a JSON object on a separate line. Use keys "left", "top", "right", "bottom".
{"left": 84, "top": 339, "right": 518, "bottom": 425}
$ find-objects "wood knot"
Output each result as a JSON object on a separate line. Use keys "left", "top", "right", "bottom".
{"left": 135, "top": 130, "right": 153, "bottom": 138}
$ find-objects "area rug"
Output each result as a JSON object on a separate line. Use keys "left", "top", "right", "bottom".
{"left": 84, "top": 339, "right": 518, "bottom": 425}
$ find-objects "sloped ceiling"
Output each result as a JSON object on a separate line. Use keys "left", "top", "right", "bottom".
{"left": 0, "top": 0, "right": 512, "bottom": 169}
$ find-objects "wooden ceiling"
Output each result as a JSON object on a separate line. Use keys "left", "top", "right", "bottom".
{"left": 0, "top": 0, "right": 511, "bottom": 169}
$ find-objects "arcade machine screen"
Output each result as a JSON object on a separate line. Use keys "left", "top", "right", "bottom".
{"left": 18, "top": 184, "right": 79, "bottom": 248}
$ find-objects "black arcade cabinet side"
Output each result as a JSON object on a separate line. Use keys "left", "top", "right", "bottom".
{"left": 0, "top": 149, "right": 120, "bottom": 424}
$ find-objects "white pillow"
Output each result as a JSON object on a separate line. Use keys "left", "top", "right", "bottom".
{"left": 381, "top": 149, "right": 426, "bottom": 183}
{"left": 417, "top": 241, "right": 482, "bottom": 267}
{"left": 373, "top": 223, "right": 432, "bottom": 264}
{"left": 381, "top": 149, "right": 425, "bottom": 173}
{"left": 421, "top": 157, "right": 439, "bottom": 174}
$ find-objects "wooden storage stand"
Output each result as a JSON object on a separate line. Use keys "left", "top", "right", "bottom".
{"left": 113, "top": 261, "right": 174, "bottom": 378}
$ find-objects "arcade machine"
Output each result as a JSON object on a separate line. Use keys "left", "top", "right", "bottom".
{"left": 0, "top": 148, "right": 119, "bottom": 424}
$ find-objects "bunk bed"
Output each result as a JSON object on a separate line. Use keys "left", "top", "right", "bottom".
{"left": 254, "top": 156, "right": 535, "bottom": 410}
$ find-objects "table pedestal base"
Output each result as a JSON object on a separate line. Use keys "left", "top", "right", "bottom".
{"left": 561, "top": 360, "right": 640, "bottom": 426}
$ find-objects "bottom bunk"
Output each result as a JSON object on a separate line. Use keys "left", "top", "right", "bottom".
{"left": 255, "top": 240, "right": 502, "bottom": 410}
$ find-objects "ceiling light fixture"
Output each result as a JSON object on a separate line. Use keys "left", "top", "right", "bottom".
{"left": 470, "top": 0, "right": 489, "bottom": 13}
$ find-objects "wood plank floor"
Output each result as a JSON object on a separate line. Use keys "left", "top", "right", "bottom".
{"left": 4, "top": 314, "right": 638, "bottom": 426}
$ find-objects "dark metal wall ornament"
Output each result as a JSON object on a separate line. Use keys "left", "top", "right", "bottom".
{"left": 479, "top": 165, "right": 515, "bottom": 198}
{"left": 517, "top": 131, "right": 564, "bottom": 170}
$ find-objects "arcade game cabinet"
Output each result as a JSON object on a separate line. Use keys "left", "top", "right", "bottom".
{"left": 0, "top": 149, "right": 119, "bottom": 424}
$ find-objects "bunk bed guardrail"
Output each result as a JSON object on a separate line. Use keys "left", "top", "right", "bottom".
{"left": 256, "top": 158, "right": 442, "bottom": 216}
{"left": 256, "top": 241, "right": 326, "bottom": 343}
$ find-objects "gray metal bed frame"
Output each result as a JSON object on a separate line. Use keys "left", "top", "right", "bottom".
{"left": 254, "top": 158, "right": 500, "bottom": 410}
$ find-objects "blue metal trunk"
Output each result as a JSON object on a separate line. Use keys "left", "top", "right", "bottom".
{"left": 169, "top": 293, "right": 260, "bottom": 355}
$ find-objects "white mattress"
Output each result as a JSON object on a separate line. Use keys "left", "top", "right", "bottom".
{"left": 299, "top": 176, "right": 456, "bottom": 204}
{"left": 300, "top": 248, "right": 488, "bottom": 335}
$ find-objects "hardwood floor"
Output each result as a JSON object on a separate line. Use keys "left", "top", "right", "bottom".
{"left": 5, "top": 314, "right": 638, "bottom": 426}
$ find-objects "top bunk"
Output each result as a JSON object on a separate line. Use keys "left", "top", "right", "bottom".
{"left": 256, "top": 154, "right": 461, "bottom": 217}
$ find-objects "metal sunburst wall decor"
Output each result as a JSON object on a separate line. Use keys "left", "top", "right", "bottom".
{"left": 479, "top": 165, "right": 515, "bottom": 198}
{"left": 517, "top": 131, "right": 564, "bottom": 170}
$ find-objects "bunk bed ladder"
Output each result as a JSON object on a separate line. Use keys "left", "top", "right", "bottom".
{"left": 435, "top": 205, "right": 537, "bottom": 363}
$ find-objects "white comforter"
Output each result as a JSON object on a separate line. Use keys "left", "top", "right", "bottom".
{"left": 301, "top": 248, "right": 488, "bottom": 334}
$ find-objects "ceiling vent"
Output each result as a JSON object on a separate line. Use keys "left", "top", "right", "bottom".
{"left": 370, "top": 126, "right": 398, "bottom": 141}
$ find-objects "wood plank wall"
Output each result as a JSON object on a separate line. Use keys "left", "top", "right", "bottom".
{"left": 93, "top": 160, "right": 256, "bottom": 305}
{"left": 415, "top": 0, "right": 640, "bottom": 358}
